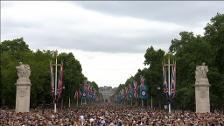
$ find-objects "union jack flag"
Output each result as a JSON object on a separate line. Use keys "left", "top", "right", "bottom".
{"left": 163, "top": 66, "right": 168, "bottom": 94}
{"left": 140, "top": 75, "right": 145, "bottom": 87}
{"left": 134, "top": 80, "right": 138, "bottom": 98}
{"left": 57, "top": 62, "right": 64, "bottom": 99}
{"left": 170, "top": 65, "right": 176, "bottom": 98}
{"left": 74, "top": 89, "right": 81, "bottom": 100}
{"left": 50, "top": 62, "right": 55, "bottom": 99}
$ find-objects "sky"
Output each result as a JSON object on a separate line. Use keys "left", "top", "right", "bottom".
{"left": 1, "top": 1, "right": 224, "bottom": 88}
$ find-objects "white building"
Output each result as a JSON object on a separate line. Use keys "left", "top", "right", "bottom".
{"left": 99, "top": 86, "right": 117, "bottom": 102}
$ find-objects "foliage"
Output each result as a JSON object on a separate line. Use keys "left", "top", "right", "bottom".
{"left": 119, "top": 13, "right": 224, "bottom": 110}
{"left": 0, "top": 38, "right": 99, "bottom": 108}
{"left": 1, "top": 13, "right": 224, "bottom": 110}
{"left": 169, "top": 13, "right": 224, "bottom": 110}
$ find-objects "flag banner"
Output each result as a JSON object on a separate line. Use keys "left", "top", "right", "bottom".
{"left": 121, "top": 89, "right": 125, "bottom": 100}
{"left": 83, "top": 85, "right": 87, "bottom": 98}
{"left": 128, "top": 83, "right": 134, "bottom": 100}
{"left": 125, "top": 87, "right": 128, "bottom": 99}
{"left": 82, "top": 92, "right": 86, "bottom": 97}
{"left": 82, "top": 82, "right": 88, "bottom": 98}
{"left": 140, "top": 86, "right": 148, "bottom": 100}
{"left": 93, "top": 90, "right": 96, "bottom": 101}
{"left": 134, "top": 80, "right": 138, "bottom": 98}
{"left": 88, "top": 91, "right": 92, "bottom": 100}
{"left": 75, "top": 89, "right": 82, "bottom": 100}
{"left": 84, "top": 83, "right": 89, "bottom": 94}
{"left": 74, "top": 90, "right": 79, "bottom": 100}
{"left": 50, "top": 63, "right": 54, "bottom": 98}
{"left": 116, "top": 92, "right": 122, "bottom": 103}
{"left": 116, "top": 95, "right": 119, "bottom": 103}
{"left": 90, "top": 86, "right": 94, "bottom": 100}
{"left": 87, "top": 84, "right": 90, "bottom": 93}
{"left": 163, "top": 66, "right": 169, "bottom": 98}
{"left": 87, "top": 85, "right": 93, "bottom": 100}
{"left": 170, "top": 65, "right": 176, "bottom": 99}
{"left": 57, "top": 62, "right": 64, "bottom": 99}
{"left": 140, "top": 89, "right": 146, "bottom": 98}
{"left": 139, "top": 76, "right": 148, "bottom": 100}
{"left": 79, "top": 85, "right": 84, "bottom": 97}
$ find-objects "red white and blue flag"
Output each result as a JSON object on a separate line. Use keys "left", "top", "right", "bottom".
{"left": 163, "top": 66, "right": 168, "bottom": 95}
{"left": 74, "top": 89, "right": 81, "bottom": 100}
{"left": 171, "top": 65, "right": 176, "bottom": 98}
{"left": 50, "top": 62, "right": 55, "bottom": 98}
{"left": 57, "top": 62, "right": 64, "bottom": 99}
{"left": 134, "top": 80, "right": 138, "bottom": 98}
{"left": 125, "top": 86, "right": 128, "bottom": 99}
{"left": 139, "top": 75, "right": 148, "bottom": 99}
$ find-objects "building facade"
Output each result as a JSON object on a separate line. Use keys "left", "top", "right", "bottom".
{"left": 99, "top": 86, "right": 117, "bottom": 102}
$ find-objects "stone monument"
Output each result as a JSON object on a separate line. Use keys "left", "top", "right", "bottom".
{"left": 195, "top": 62, "right": 210, "bottom": 113}
{"left": 15, "top": 62, "right": 32, "bottom": 112}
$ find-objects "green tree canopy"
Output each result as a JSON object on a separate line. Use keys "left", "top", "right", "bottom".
{"left": 0, "top": 38, "right": 99, "bottom": 107}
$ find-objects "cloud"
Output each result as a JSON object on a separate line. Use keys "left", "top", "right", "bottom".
{"left": 76, "top": 1, "right": 224, "bottom": 26}
{"left": 1, "top": 1, "right": 223, "bottom": 87}
{"left": 48, "top": 47, "right": 145, "bottom": 87}
{"left": 1, "top": 1, "right": 214, "bottom": 53}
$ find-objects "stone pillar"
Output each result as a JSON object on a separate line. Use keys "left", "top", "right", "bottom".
{"left": 15, "top": 62, "right": 31, "bottom": 113}
{"left": 195, "top": 63, "right": 210, "bottom": 113}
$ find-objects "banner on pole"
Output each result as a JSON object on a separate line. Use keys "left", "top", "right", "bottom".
{"left": 139, "top": 76, "right": 148, "bottom": 100}
{"left": 57, "top": 62, "right": 64, "bottom": 99}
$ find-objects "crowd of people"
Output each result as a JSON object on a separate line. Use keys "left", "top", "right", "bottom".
{"left": 0, "top": 104, "right": 223, "bottom": 126}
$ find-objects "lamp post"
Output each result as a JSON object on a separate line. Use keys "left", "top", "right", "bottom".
{"left": 163, "top": 53, "right": 176, "bottom": 113}
{"left": 51, "top": 50, "right": 63, "bottom": 113}
{"left": 54, "top": 51, "right": 58, "bottom": 113}
{"left": 168, "top": 54, "right": 171, "bottom": 113}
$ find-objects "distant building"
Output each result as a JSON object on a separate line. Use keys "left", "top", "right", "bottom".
{"left": 99, "top": 86, "right": 117, "bottom": 102}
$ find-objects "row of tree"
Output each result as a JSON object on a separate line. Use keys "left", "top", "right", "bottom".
{"left": 0, "top": 38, "right": 101, "bottom": 108}
{"left": 115, "top": 13, "right": 224, "bottom": 111}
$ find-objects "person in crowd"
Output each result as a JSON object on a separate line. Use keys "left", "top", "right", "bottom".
{"left": 0, "top": 104, "right": 223, "bottom": 126}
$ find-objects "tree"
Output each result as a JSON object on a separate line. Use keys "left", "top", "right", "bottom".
{"left": 169, "top": 32, "right": 213, "bottom": 110}
{"left": 0, "top": 38, "right": 95, "bottom": 108}
{"left": 119, "top": 13, "right": 224, "bottom": 110}
{"left": 144, "top": 46, "right": 165, "bottom": 103}
{"left": 204, "top": 13, "right": 224, "bottom": 109}
{"left": 204, "top": 13, "right": 224, "bottom": 73}
{"left": 169, "top": 13, "right": 224, "bottom": 110}
{"left": 1, "top": 38, "right": 32, "bottom": 107}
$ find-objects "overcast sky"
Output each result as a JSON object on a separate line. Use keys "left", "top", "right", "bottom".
{"left": 1, "top": 1, "right": 224, "bottom": 87}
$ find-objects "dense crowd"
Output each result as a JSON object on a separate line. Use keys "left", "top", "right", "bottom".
{"left": 0, "top": 104, "right": 223, "bottom": 126}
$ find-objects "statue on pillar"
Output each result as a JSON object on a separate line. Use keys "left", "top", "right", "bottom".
{"left": 195, "top": 62, "right": 210, "bottom": 113}
{"left": 195, "top": 62, "right": 208, "bottom": 80}
{"left": 15, "top": 62, "right": 32, "bottom": 112}
{"left": 16, "top": 62, "right": 31, "bottom": 84}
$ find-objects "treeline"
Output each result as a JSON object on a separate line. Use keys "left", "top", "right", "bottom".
{"left": 0, "top": 38, "right": 100, "bottom": 108}
{"left": 116, "top": 13, "right": 224, "bottom": 111}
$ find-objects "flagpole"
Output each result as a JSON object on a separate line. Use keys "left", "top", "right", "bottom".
{"left": 142, "top": 99, "right": 143, "bottom": 107}
{"left": 54, "top": 51, "right": 58, "bottom": 113}
{"left": 151, "top": 97, "right": 153, "bottom": 109}
{"left": 168, "top": 53, "right": 171, "bottom": 113}
{"left": 76, "top": 96, "right": 78, "bottom": 107}
{"left": 69, "top": 97, "right": 71, "bottom": 108}
{"left": 131, "top": 98, "right": 132, "bottom": 106}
